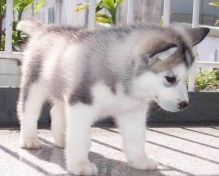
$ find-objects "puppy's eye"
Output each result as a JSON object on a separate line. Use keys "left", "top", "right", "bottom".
{"left": 165, "top": 76, "right": 176, "bottom": 83}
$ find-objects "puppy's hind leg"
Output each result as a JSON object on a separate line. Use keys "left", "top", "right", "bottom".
{"left": 50, "top": 100, "right": 65, "bottom": 148}
{"left": 18, "top": 83, "right": 47, "bottom": 149}
{"left": 65, "top": 103, "right": 98, "bottom": 175}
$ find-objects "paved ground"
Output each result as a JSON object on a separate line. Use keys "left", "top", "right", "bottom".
{"left": 0, "top": 127, "right": 219, "bottom": 176}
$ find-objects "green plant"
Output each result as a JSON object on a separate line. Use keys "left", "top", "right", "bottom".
{"left": 0, "top": 0, "right": 46, "bottom": 51}
{"left": 74, "top": 0, "right": 124, "bottom": 25}
{"left": 195, "top": 70, "right": 219, "bottom": 91}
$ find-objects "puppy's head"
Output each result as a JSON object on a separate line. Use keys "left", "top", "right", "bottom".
{"left": 133, "top": 26, "right": 209, "bottom": 112}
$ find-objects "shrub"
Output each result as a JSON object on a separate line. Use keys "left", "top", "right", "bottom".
{"left": 195, "top": 70, "right": 219, "bottom": 91}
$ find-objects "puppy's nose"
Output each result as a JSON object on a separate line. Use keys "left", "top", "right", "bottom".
{"left": 178, "top": 101, "right": 189, "bottom": 110}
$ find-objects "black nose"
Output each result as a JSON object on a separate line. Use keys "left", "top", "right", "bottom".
{"left": 178, "top": 101, "right": 189, "bottom": 110}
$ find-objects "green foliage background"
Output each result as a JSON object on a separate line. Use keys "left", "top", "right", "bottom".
{"left": 0, "top": 0, "right": 218, "bottom": 91}
{"left": 196, "top": 70, "right": 219, "bottom": 91}
{"left": 74, "top": 0, "right": 124, "bottom": 25}
{"left": 0, "top": 0, "right": 45, "bottom": 51}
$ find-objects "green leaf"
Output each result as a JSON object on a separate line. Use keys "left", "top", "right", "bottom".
{"left": 14, "top": 0, "right": 33, "bottom": 14}
{"left": 34, "top": 0, "right": 46, "bottom": 14}
{"left": 101, "top": 0, "right": 116, "bottom": 16}
{"left": 96, "top": 0, "right": 104, "bottom": 12}
{"left": 73, "top": 3, "right": 88, "bottom": 13}
{"left": 116, "top": 0, "right": 124, "bottom": 6}
{"left": 96, "top": 13, "right": 112, "bottom": 24}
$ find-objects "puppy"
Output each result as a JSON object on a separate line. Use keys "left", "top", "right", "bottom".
{"left": 17, "top": 19, "right": 209, "bottom": 175}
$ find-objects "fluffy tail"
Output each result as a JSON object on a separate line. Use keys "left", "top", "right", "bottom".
{"left": 17, "top": 19, "right": 43, "bottom": 36}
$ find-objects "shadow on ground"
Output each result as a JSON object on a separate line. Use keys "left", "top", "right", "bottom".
{"left": 23, "top": 138, "right": 166, "bottom": 176}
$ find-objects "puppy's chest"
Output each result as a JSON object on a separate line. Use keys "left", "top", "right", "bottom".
{"left": 91, "top": 83, "right": 144, "bottom": 117}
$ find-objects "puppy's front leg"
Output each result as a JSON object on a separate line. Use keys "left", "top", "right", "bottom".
{"left": 117, "top": 111, "right": 158, "bottom": 170}
{"left": 65, "top": 103, "right": 98, "bottom": 175}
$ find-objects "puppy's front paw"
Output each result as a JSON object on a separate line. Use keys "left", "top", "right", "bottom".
{"left": 67, "top": 161, "right": 98, "bottom": 175}
{"left": 19, "top": 136, "right": 41, "bottom": 149}
{"left": 129, "top": 157, "right": 158, "bottom": 170}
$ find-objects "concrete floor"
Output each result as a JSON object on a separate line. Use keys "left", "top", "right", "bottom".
{"left": 0, "top": 127, "right": 219, "bottom": 176}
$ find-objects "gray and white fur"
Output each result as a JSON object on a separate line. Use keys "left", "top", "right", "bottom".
{"left": 17, "top": 19, "right": 209, "bottom": 175}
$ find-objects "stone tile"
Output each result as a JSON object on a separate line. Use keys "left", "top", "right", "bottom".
{"left": 0, "top": 127, "right": 219, "bottom": 176}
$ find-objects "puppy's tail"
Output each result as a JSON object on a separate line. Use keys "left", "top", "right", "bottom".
{"left": 17, "top": 19, "right": 43, "bottom": 36}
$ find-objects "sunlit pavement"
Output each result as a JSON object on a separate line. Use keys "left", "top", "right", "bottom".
{"left": 0, "top": 127, "right": 219, "bottom": 176}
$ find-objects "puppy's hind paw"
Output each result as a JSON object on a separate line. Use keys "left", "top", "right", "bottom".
{"left": 67, "top": 161, "right": 98, "bottom": 175}
{"left": 19, "top": 136, "right": 41, "bottom": 149}
{"left": 129, "top": 157, "right": 158, "bottom": 170}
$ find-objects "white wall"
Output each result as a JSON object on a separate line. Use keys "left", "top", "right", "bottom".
{"left": 197, "top": 36, "right": 219, "bottom": 62}
{"left": 0, "top": 59, "right": 20, "bottom": 87}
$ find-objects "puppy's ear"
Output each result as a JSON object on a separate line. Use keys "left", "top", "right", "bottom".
{"left": 148, "top": 43, "right": 177, "bottom": 60}
{"left": 142, "top": 43, "right": 177, "bottom": 64}
{"left": 185, "top": 27, "right": 210, "bottom": 46}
